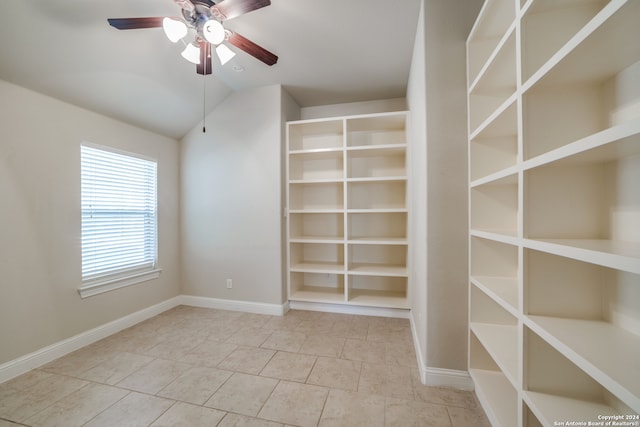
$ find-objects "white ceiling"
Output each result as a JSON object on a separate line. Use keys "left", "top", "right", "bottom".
{"left": 0, "top": 0, "right": 422, "bottom": 139}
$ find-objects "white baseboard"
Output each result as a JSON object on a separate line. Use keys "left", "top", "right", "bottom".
{"left": 424, "top": 367, "right": 474, "bottom": 391}
{"left": 409, "top": 312, "right": 474, "bottom": 391}
{"left": 179, "top": 295, "right": 288, "bottom": 316}
{"left": 289, "top": 300, "right": 410, "bottom": 318}
{"left": 0, "top": 296, "right": 182, "bottom": 384}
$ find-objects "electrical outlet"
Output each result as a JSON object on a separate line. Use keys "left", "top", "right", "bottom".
{"left": 226, "top": 279, "right": 232, "bottom": 289}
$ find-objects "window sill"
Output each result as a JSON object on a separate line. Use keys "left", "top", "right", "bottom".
{"left": 78, "top": 268, "right": 162, "bottom": 299}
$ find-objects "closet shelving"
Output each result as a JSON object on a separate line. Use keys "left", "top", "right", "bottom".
{"left": 467, "top": 0, "right": 640, "bottom": 425}
{"left": 286, "top": 112, "right": 409, "bottom": 309}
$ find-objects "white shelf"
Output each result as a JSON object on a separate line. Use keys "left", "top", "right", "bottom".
{"left": 288, "top": 209, "right": 344, "bottom": 214}
{"left": 289, "top": 237, "right": 344, "bottom": 244}
{"left": 526, "top": 315, "right": 640, "bottom": 412}
{"left": 469, "top": 369, "right": 518, "bottom": 427}
{"left": 469, "top": 100, "right": 518, "bottom": 181}
{"left": 346, "top": 176, "right": 407, "bottom": 183}
{"left": 467, "top": 0, "right": 516, "bottom": 85}
{"left": 348, "top": 237, "right": 408, "bottom": 245}
{"left": 289, "top": 178, "right": 343, "bottom": 184}
{"left": 289, "top": 147, "right": 343, "bottom": 155}
{"left": 523, "top": 0, "right": 640, "bottom": 91}
{"left": 523, "top": 239, "right": 640, "bottom": 275}
{"left": 524, "top": 391, "right": 621, "bottom": 426}
{"left": 347, "top": 208, "right": 408, "bottom": 214}
{"left": 470, "top": 276, "right": 518, "bottom": 314}
{"left": 290, "top": 262, "right": 344, "bottom": 274}
{"left": 469, "top": 36, "right": 517, "bottom": 135}
{"left": 470, "top": 165, "right": 518, "bottom": 188}
{"left": 345, "top": 143, "right": 407, "bottom": 152}
{"left": 289, "top": 286, "right": 346, "bottom": 304}
{"left": 347, "top": 289, "right": 408, "bottom": 309}
{"left": 348, "top": 263, "right": 407, "bottom": 277}
{"left": 523, "top": 119, "right": 640, "bottom": 171}
{"left": 470, "top": 323, "right": 518, "bottom": 385}
{"left": 470, "top": 229, "right": 519, "bottom": 246}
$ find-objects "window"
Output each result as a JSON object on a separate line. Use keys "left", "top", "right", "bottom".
{"left": 79, "top": 144, "right": 160, "bottom": 298}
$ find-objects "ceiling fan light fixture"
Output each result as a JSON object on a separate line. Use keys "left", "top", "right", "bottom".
{"left": 203, "top": 19, "right": 226, "bottom": 45}
{"left": 162, "top": 17, "right": 187, "bottom": 43}
{"left": 181, "top": 42, "right": 201, "bottom": 64}
{"left": 216, "top": 44, "right": 236, "bottom": 65}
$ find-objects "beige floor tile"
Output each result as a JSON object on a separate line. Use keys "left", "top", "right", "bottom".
{"left": 447, "top": 406, "right": 492, "bottom": 427}
{"left": 413, "top": 384, "right": 478, "bottom": 409}
{"left": 0, "top": 370, "right": 54, "bottom": 401}
{"left": 143, "top": 333, "right": 207, "bottom": 361}
{"left": 0, "top": 420, "right": 22, "bottom": 427}
{"left": 39, "top": 346, "right": 114, "bottom": 377}
{"left": 236, "top": 313, "right": 276, "bottom": 329}
{"left": 295, "top": 319, "right": 335, "bottom": 335}
{"left": 358, "top": 363, "right": 414, "bottom": 400}
{"left": 78, "top": 351, "right": 154, "bottom": 385}
{"left": 150, "top": 401, "right": 226, "bottom": 427}
{"left": 93, "top": 330, "right": 164, "bottom": 355}
{"left": 157, "top": 366, "right": 233, "bottom": 405}
{"left": 84, "top": 391, "right": 174, "bottom": 427}
{"left": 227, "top": 326, "right": 272, "bottom": 347}
{"left": 258, "top": 381, "right": 329, "bottom": 427}
{"left": 25, "top": 382, "right": 128, "bottom": 427}
{"left": 327, "top": 321, "right": 368, "bottom": 340}
{"left": 260, "top": 330, "right": 307, "bottom": 352}
{"left": 385, "top": 397, "right": 452, "bottom": 427}
{"left": 260, "top": 351, "right": 316, "bottom": 383}
{"left": 182, "top": 339, "right": 238, "bottom": 368}
{"left": 218, "top": 346, "right": 276, "bottom": 375}
{"left": 367, "top": 328, "right": 411, "bottom": 345}
{"left": 0, "top": 373, "right": 88, "bottom": 422}
{"left": 116, "top": 358, "right": 192, "bottom": 394}
{"left": 218, "top": 413, "right": 284, "bottom": 427}
{"left": 299, "top": 334, "right": 345, "bottom": 357}
{"left": 263, "top": 315, "right": 301, "bottom": 332}
{"left": 205, "top": 372, "right": 278, "bottom": 417}
{"left": 341, "top": 338, "right": 387, "bottom": 364}
{"left": 318, "top": 388, "right": 385, "bottom": 427}
{"left": 204, "top": 321, "right": 242, "bottom": 341}
{"left": 385, "top": 341, "right": 418, "bottom": 368}
{"left": 306, "top": 356, "right": 361, "bottom": 391}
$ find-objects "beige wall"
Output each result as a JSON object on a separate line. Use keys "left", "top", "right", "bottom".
{"left": 180, "top": 85, "right": 296, "bottom": 305}
{"left": 0, "top": 80, "right": 181, "bottom": 365}
{"left": 406, "top": 0, "right": 429, "bottom": 371}
{"left": 407, "top": 0, "right": 482, "bottom": 373}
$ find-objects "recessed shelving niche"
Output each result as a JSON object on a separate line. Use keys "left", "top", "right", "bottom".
{"left": 286, "top": 112, "right": 409, "bottom": 309}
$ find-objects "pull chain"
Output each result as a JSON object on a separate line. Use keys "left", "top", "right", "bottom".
{"left": 202, "top": 69, "right": 207, "bottom": 133}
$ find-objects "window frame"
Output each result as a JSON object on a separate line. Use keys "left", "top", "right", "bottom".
{"left": 78, "top": 143, "right": 161, "bottom": 298}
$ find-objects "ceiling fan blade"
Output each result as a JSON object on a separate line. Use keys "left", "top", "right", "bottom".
{"left": 107, "top": 17, "right": 165, "bottom": 30}
{"left": 211, "top": 0, "right": 270, "bottom": 21}
{"left": 197, "top": 41, "right": 213, "bottom": 75}
{"left": 227, "top": 32, "right": 278, "bottom": 66}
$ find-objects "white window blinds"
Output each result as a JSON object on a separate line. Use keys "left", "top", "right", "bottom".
{"left": 81, "top": 145, "right": 158, "bottom": 283}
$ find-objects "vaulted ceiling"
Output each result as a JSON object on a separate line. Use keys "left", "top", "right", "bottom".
{"left": 0, "top": 0, "right": 422, "bottom": 139}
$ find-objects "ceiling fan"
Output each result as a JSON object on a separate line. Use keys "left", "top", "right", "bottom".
{"left": 108, "top": 0, "right": 278, "bottom": 75}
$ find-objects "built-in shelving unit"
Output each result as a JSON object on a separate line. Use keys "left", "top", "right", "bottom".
{"left": 286, "top": 112, "right": 409, "bottom": 309}
{"left": 467, "top": 0, "right": 640, "bottom": 425}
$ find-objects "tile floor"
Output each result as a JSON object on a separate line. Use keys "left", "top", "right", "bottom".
{"left": 0, "top": 306, "right": 491, "bottom": 427}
